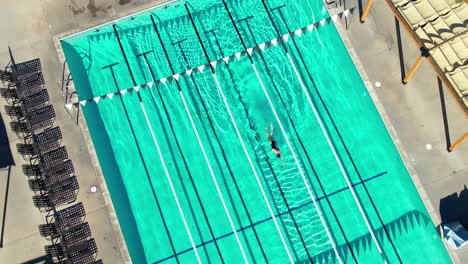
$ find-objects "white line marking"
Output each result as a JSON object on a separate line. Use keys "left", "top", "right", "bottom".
{"left": 286, "top": 52, "right": 386, "bottom": 262}
{"left": 179, "top": 92, "right": 249, "bottom": 264}
{"left": 212, "top": 73, "right": 294, "bottom": 263}
{"left": 140, "top": 102, "right": 202, "bottom": 264}
{"left": 252, "top": 63, "right": 343, "bottom": 264}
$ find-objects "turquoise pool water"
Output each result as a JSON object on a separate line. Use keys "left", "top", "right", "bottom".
{"left": 61, "top": 0, "right": 451, "bottom": 263}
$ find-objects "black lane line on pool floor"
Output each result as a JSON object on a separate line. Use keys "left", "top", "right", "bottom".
{"left": 162, "top": 24, "right": 243, "bottom": 264}
{"left": 232, "top": 5, "right": 333, "bottom": 261}
{"left": 204, "top": 23, "right": 302, "bottom": 262}
{"left": 171, "top": 33, "right": 264, "bottom": 264}
{"left": 263, "top": 2, "right": 360, "bottom": 262}
{"left": 153, "top": 171, "right": 388, "bottom": 264}
{"left": 223, "top": 0, "right": 322, "bottom": 261}
{"left": 117, "top": 22, "right": 225, "bottom": 264}
{"left": 186, "top": 4, "right": 278, "bottom": 262}
{"left": 183, "top": 10, "right": 264, "bottom": 261}
{"left": 167, "top": 33, "right": 254, "bottom": 264}
{"left": 102, "top": 60, "right": 179, "bottom": 264}
{"left": 135, "top": 49, "right": 214, "bottom": 263}
{"left": 110, "top": 24, "right": 182, "bottom": 263}
{"left": 153, "top": 15, "right": 226, "bottom": 262}
{"left": 177, "top": 50, "right": 260, "bottom": 263}
{"left": 222, "top": 2, "right": 315, "bottom": 261}
{"left": 265, "top": 7, "right": 384, "bottom": 262}
{"left": 271, "top": 4, "right": 403, "bottom": 263}
{"left": 151, "top": 14, "right": 225, "bottom": 263}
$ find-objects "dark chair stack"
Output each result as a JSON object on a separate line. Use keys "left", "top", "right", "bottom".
{"left": 17, "top": 126, "right": 63, "bottom": 159}
{"left": 1, "top": 50, "right": 101, "bottom": 263}
{"left": 39, "top": 203, "right": 102, "bottom": 263}
{"left": 1, "top": 57, "right": 54, "bottom": 139}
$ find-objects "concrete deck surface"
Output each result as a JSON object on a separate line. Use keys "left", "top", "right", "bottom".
{"left": 0, "top": 0, "right": 466, "bottom": 263}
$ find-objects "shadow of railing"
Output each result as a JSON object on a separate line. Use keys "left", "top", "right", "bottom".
{"left": 307, "top": 210, "right": 432, "bottom": 263}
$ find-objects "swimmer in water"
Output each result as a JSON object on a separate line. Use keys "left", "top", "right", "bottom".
{"left": 265, "top": 123, "right": 283, "bottom": 162}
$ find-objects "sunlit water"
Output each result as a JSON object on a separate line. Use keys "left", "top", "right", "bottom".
{"left": 62, "top": 0, "right": 451, "bottom": 263}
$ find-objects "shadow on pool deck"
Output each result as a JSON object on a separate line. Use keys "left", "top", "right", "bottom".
{"left": 0, "top": 111, "right": 14, "bottom": 248}
{"left": 440, "top": 186, "right": 468, "bottom": 229}
{"left": 0, "top": 111, "right": 14, "bottom": 169}
{"left": 20, "top": 255, "right": 53, "bottom": 264}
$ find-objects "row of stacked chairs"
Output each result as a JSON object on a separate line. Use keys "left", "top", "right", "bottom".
{"left": 42, "top": 203, "right": 101, "bottom": 264}
{"left": 1, "top": 55, "right": 102, "bottom": 264}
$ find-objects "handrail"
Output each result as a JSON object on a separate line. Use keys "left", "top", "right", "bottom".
{"left": 60, "top": 60, "right": 68, "bottom": 92}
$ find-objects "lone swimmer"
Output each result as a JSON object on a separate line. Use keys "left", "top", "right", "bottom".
{"left": 265, "top": 123, "right": 282, "bottom": 160}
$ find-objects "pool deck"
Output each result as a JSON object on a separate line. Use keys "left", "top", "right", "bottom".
{"left": 0, "top": 0, "right": 466, "bottom": 263}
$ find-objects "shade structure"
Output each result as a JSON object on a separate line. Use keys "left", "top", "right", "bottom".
{"left": 443, "top": 221, "right": 468, "bottom": 249}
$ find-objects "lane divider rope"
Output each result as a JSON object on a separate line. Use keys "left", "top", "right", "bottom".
{"left": 72, "top": 7, "right": 355, "bottom": 106}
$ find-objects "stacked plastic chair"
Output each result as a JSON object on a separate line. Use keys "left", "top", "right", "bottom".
{"left": 1, "top": 48, "right": 101, "bottom": 263}
{"left": 2, "top": 56, "right": 54, "bottom": 139}
{"left": 40, "top": 203, "right": 102, "bottom": 263}
{"left": 17, "top": 126, "right": 62, "bottom": 159}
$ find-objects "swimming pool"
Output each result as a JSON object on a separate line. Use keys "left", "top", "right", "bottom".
{"left": 61, "top": 0, "right": 451, "bottom": 263}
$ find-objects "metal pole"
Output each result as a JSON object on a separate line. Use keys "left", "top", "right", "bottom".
{"left": 403, "top": 55, "right": 423, "bottom": 84}
{"left": 76, "top": 103, "right": 80, "bottom": 125}
{"left": 360, "top": 0, "right": 374, "bottom": 22}
{"left": 448, "top": 132, "right": 468, "bottom": 152}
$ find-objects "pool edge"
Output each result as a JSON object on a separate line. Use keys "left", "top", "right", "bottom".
{"left": 52, "top": 34, "right": 132, "bottom": 264}
{"left": 331, "top": 14, "right": 458, "bottom": 264}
